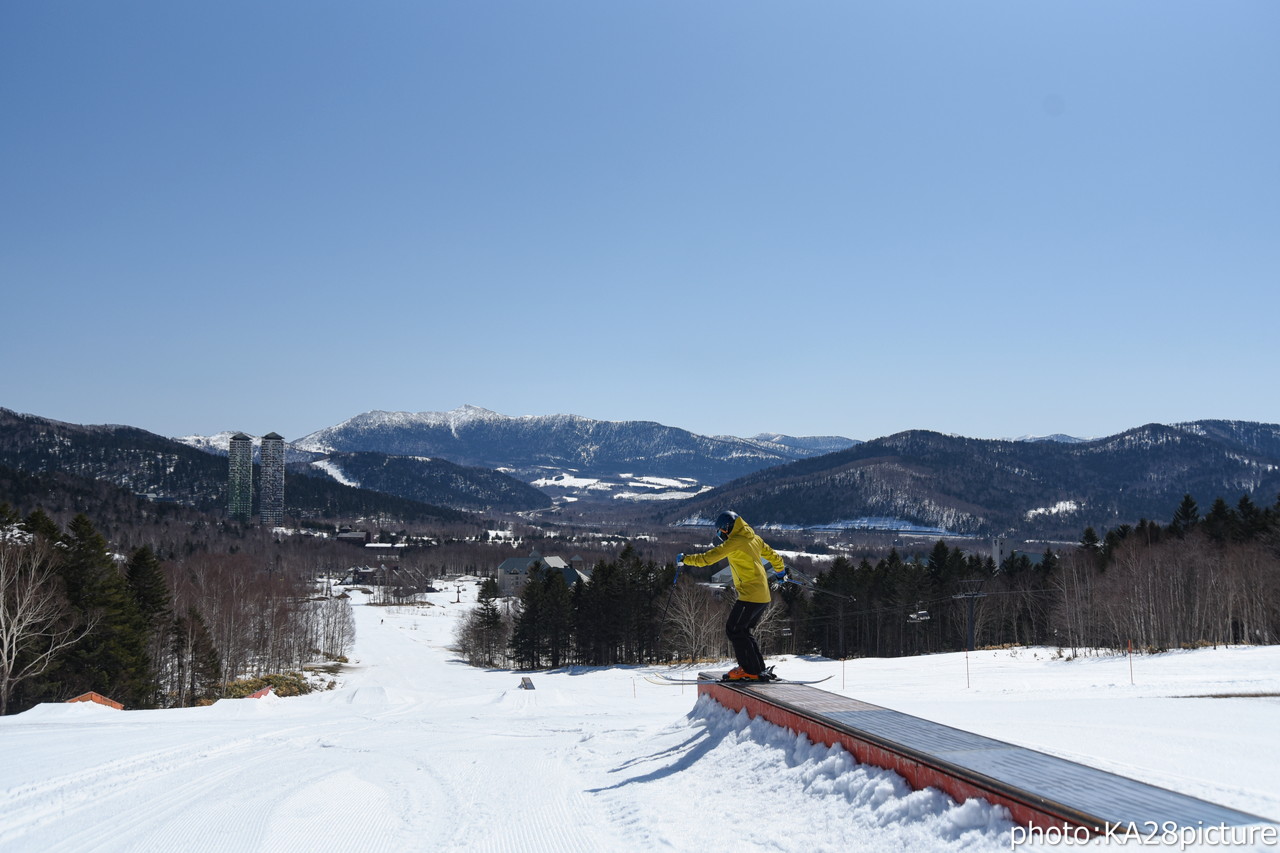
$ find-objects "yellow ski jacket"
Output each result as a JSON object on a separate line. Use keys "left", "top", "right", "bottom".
{"left": 681, "top": 516, "right": 783, "bottom": 604}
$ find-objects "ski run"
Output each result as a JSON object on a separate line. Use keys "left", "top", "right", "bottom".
{"left": 2, "top": 580, "right": 1278, "bottom": 852}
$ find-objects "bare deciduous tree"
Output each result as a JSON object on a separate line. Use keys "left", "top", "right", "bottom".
{"left": 663, "top": 580, "right": 729, "bottom": 663}
{"left": 317, "top": 595, "right": 356, "bottom": 660}
{"left": 0, "top": 539, "right": 97, "bottom": 715}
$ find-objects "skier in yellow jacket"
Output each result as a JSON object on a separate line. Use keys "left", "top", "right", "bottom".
{"left": 678, "top": 510, "right": 786, "bottom": 681}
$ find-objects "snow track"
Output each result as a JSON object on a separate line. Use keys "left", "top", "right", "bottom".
{"left": 2, "top": 591, "right": 1277, "bottom": 852}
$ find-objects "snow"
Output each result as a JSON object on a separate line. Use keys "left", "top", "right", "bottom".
{"left": 619, "top": 474, "right": 692, "bottom": 489}
{"left": 310, "top": 458, "right": 361, "bottom": 488}
{"left": 612, "top": 488, "right": 711, "bottom": 501}
{"left": 532, "top": 472, "right": 709, "bottom": 501}
{"left": 774, "top": 548, "right": 837, "bottom": 565}
{"left": 2, "top": 585, "right": 1277, "bottom": 852}
{"left": 531, "top": 473, "right": 606, "bottom": 489}
{"left": 173, "top": 430, "right": 253, "bottom": 454}
{"left": 1025, "top": 500, "right": 1080, "bottom": 520}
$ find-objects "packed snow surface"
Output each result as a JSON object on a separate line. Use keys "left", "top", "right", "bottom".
{"left": 2, "top": 584, "right": 1278, "bottom": 852}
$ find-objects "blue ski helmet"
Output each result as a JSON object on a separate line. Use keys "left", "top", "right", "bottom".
{"left": 715, "top": 510, "right": 739, "bottom": 541}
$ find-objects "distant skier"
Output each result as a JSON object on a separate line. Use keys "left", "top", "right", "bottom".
{"left": 678, "top": 510, "right": 787, "bottom": 681}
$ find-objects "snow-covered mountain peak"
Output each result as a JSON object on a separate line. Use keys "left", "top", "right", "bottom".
{"left": 174, "top": 430, "right": 261, "bottom": 454}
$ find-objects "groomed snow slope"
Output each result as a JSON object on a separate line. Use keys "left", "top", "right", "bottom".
{"left": 2, "top": 583, "right": 1277, "bottom": 852}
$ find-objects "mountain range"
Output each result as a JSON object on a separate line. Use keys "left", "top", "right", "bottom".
{"left": 659, "top": 420, "right": 1280, "bottom": 540}
{"left": 285, "top": 405, "right": 858, "bottom": 503}
{"left": 0, "top": 408, "right": 470, "bottom": 524}
{"left": 6, "top": 404, "right": 1280, "bottom": 541}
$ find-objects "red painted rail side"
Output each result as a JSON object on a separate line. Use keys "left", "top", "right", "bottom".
{"left": 699, "top": 681, "right": 1088, "bottom": 832}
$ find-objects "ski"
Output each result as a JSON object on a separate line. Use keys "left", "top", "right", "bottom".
{"left": 646, "top": 673, "right": 832, "bottom": 686}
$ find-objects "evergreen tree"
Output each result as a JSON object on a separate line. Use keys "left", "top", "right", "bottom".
{"left": 573, "top": 558, "right": 618, "bottom": 665}
{"left": 537, "top": 568, "right": 574, "bottom": 668}
{"left": 1169, "top": 494, "right": 1200, "bottom": 537}
{"left": 126, "top": 546, "right": 171, "bottom": 625}
{"left": 805, "top": 557, "right": 859, "bottom": 658}
{"left": 1202, "top": 497, "right": 1237, "bottom": 543}
{"left": 126, "top": 546, "right": 173, "bottom": 707}
{"left": 53, "top": 515, "right": 152, "bottom": 707}
{"left": 1102, "top": 524, "right": 1132, "bottom": 561}
{"left": 21, "top": 508, "right": 62, "bottom": 542}
{"left": 171, "top": 605, "right": 222, "bottom": 706}
{"left": 926, "top": 541, "right": 952, "bottom": 585}
{"left": 1235, "top": 494, "right": 1267, "bottom": 541}
{"left": 615, "top": 545, "right": 661, "bottom": 664}
{"left": 473, "top": 578, "right": 507, "bottom": 666}
{"left": 1134, "top": 518, "right": 1163, "bottom": 547}
{"left": 510, "top": 565, "right": 549, "bottom": 669}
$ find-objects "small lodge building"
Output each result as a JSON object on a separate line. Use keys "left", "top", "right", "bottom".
{"left": 495, "top": 550, "right": 590, "bottom": 596}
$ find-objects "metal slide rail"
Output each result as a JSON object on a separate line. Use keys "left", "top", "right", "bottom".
{"left": 696, "top": 677, "right": 1272, "bottom": 836}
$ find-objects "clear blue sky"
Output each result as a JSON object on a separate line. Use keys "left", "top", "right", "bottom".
{"left": 3, "top": 2, "right": 1277, "bottom": 443}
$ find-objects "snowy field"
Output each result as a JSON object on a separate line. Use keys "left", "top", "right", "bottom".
{"left": 2, "top": 582, "right": 1278, "bottom": 853}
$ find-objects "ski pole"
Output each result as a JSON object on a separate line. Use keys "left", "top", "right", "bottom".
{"left": 783, "top": 567, "right": 856, "bottom": 603}
{"left": 655, "top": 558, "right": 684, "bottom": 658}
{"left": 659, "top": 558, "right": 683, "bottom": 625}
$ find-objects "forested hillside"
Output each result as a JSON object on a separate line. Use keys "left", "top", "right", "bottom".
{"left": 302, "top": 452, "right": 552, "bottom": 513}
{"left": 664, "top": 422, "right": 1280, "bottom": 538}
{"left": 0, "top": 409, "right": 469, "bottom": 524}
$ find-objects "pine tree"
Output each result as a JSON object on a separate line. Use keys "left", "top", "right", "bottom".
{"left": 1236, "top": 494, "right": 1267, "bottom": 541}
{"left": 126, "top": 546, "right": 171, "bottom": 625}
{"left": 471, "top": 578, "right": 507, "bottom": 667}
{"left": 1169, "top": 494, "right": 1200, "bottom": 537}
{"left": 615, "top": 545, "right": 660, "bottom": 664}
{"left": 126, "top": 546, "right": 174, "bottom": 707}
{"left": 21, "top": 508, "right": 62, "bottom": 542}
{"left": 926, "top": 540, "right": 952, "bottom": 585}
{"left": 510, "top": 565, "right": 548, "bottom": 669}
{"left": 1202, "top": 497, "right": 1237, "bottom": 543}
{"left": 805, "top": 557, "right": 858, "bottom": 658}
{"left": 54, "top": 515, "right": 152, "bottom": 707}
{"left": 573, "top": 558, "right": 627, "bottom": 666}
{"left": 534, "top": 568, "right": 573, "bottom": 668}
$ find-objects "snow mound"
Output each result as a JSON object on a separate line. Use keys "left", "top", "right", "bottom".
{"left": 11, "top": 702, "right": 121, "bottom": 721}
{"left": 201, "top": 692, "right": 286, "bottom": 718}
{"left": 689, "top": 698, "right": 1013, "bottom": 846}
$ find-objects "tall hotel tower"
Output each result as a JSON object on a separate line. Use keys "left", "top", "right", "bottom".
{"left": 259, "top": 432, "right": 286, "bottom": 527}
{"left": 227, "top": 433, "right": 253, "bottom": 522}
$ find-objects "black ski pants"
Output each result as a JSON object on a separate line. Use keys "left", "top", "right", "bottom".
{"left": 725, "top": 599, "right": 769, "bottom": 675}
